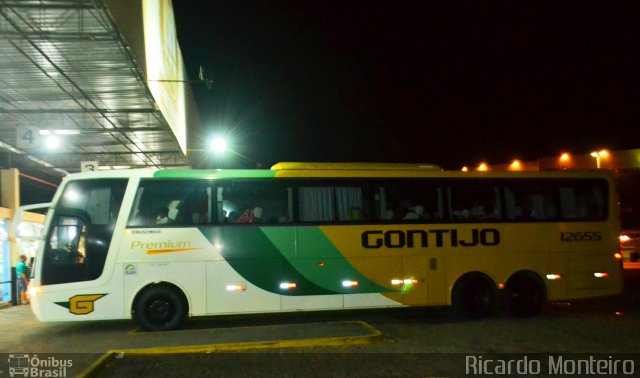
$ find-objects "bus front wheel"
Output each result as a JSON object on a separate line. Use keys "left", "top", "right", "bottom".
{"left": 504, "top": 274, "right": 544, "bottom": 317}
{"left": 452, "top": 274, "right": 495, "bottom": 319}
{"left": 134, "top": 285, "right": 187, "bottom": 331}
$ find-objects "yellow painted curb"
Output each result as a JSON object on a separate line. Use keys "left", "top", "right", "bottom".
{"left": 78, "top": 352, "right": 114, "bottom": 378}
{"left": 80, "top": 321, "right": 382, "bottom": 376}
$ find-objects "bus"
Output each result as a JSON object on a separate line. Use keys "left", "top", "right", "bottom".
{"left": 25, "top": 163, "right": 623, "bottom": 331}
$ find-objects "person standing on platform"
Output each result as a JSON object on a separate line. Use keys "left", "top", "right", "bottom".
{"left": 15, "top": 255, "right": 30, "bottom": 305}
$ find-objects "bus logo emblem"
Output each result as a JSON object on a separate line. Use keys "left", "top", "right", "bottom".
{"left": 55, "top": 294, "right": 107, "bottom": 315}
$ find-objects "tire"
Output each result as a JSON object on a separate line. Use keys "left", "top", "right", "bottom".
{"left": 134, "top": 286, "right": 187, "bottom": 331}
{"left": 504, "top": 274, "right": 544, "bottom": 317}
{"left": 452, "top": 275, "right": 495, "bottom": 319}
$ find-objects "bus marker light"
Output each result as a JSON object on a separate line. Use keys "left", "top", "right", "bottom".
{"left": 342, "top": 280, "right": 359, "bottom": 287}
{"left": 279, "top": 282, "right": 296, "bottom": 289}
{"left": 226, "top": 284, "right": 246, "bottom": 292}
{"left": 546, "top": 274, "right": 562, "bottom": 280}
{"left": 317, "top": 262, "right": 325, "bottom": 267}
{"left": 498, "top": 283, "right": 505, "bottom": 289}
{"left": 391, "top": 279, "right": 418, "bottom": 285}
{"left": 614, "top": 252, "right": 623, "bottom": 260}
{"left": 594, "top": 272, "right": 609, "bottom": 278}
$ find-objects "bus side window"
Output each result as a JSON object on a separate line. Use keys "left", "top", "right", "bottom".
{"left": 218, "top": 181, "right": 292, "bottom": 225}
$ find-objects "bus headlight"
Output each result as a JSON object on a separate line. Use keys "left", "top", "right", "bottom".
{"left": 28, "top": 285, "right": 43, "bottom": 297}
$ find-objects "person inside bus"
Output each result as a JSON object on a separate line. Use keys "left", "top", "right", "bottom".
{"left": 156, "top": 206, "right": 170, "bottom": 224}
{"left": 236, "top": 207, "right": 255, "bottom": 223}
{"left": 225, "top": 211, "right": 239, "bottom": 223}
{"left": 403, "top": 205, "right": 424, "bottom": 220}
{"left": 452, "top": 202, "right": 471, "bottom": 220}
{"left": 236, "top": 206, "right": 263, "bottom": 223}
{"left": 479, "top": 202, "right": 499, "bottom": 220}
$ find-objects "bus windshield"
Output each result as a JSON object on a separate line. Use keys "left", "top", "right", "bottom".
{"left": 41, "top": 179, "right": 127, "bottom": 285}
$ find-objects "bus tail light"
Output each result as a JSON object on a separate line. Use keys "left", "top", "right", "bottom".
{"left": 391, "top": 278, "right": 419, "bottom": 285}
{"left": 594, "top": 272, "right": 609, "bottom": 278}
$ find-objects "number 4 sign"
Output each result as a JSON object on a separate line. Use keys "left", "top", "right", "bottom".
{"left": 16, "top": 126, "right": 40, "bottom": 149}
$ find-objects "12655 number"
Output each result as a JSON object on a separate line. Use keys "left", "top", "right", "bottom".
{"left": 560, "top": 231, "right": 602, "bottom": 242}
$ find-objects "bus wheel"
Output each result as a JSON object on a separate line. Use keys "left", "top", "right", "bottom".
{"left": 452, "top": 274, "right": 495, "bottom": 319}
{"left": 134, "top": 286, "right": 187, "bottom": 331}
{"left": 504, "top": 274, "right": 544, "bottom": 317}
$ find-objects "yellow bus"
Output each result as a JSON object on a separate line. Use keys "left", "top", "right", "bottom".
{"left": 26, "top": 163, "right": 623, "bottom": 330}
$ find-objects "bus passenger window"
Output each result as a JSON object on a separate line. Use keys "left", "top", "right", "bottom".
{"left": 298, "top": 185, "right": 368, "bottom": 223}
{"left": 127, "top": 180, "right": 212, "bottom": 227}
{"left": 376, "top": 180, "right": 443, "bottom": 223}
{"left": 218, "top": 181, "right": 292, "bottom": 225}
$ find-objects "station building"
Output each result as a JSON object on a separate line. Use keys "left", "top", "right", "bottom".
{"left": 0, "top": 0, "right": 205, "bottom": 304}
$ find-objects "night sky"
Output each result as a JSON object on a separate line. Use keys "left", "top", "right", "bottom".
{"left": 172, "top": 1, "right": 640, "bottom": 170}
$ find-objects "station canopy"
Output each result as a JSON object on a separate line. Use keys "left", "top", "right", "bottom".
{"left": 0, "top": 0, "right": 193, "bottom": 178}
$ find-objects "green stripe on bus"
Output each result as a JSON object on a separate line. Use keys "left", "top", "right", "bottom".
{"left": 154, "top": 170, "right": 277, "bottom": 179}
{"left": 198, "top": 226, "right": 335, "bottom": 296}
{"left": 262, "top": 227, "right": 394, "bottom": 294}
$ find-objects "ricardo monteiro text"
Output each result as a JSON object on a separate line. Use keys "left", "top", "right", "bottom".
{"left": 362, "top": 228, "right": 500, "bottom": 249}
{"left": 465, "top": 355, "right": 635, "bottom": 375}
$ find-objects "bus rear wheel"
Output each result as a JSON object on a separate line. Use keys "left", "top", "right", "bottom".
{"left": 134, "top": 286, "right": 187, "bottom": 331}
{"left": 504, "top": 274, "right": 544, "bottom": 317}
{"left": 452, "top": 274, "right": 495, "bottom": 319}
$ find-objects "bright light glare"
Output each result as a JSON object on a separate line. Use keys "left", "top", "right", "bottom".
{"left": 461, "top": 166, "right": 469, "bottom": 172}
{"left": 594, "top": 272, "right": 609, "bottom": 278}
{"left": 620, "top": 234, "right": 631, "bottom": 242}
{"left": 546, "top": 274, "right": 562, "bottom": 280}
{"left": 279, "top": 282, "right": 296, "bottom": 289}
{"left": 65, "top": 190, "right": 80, "bottom": 202}
{"left": 342, "top": 280, "right": 359, "bottom": 287}
{"left": 510, "top": 160, "right": 522, "bottom": 170}
{"left": 209, "top": 137, "right": 228, "bottom": 154}
{"left": 28, "top": 285, "right": 42, "bottom": 297}
{"left": 560, "top": 153, "right": 570, "bottom": 161}
{"left": 45, "top": 136, "right": 60, "bottom": 149}
{"left": 391, "top": 278, "right": 419, "bottom": 285}
{"left": 226, "top": 284, "right": 245, "bottom": 291}
{"left": 477, "top": 162, "right": 488, "bottom": 171}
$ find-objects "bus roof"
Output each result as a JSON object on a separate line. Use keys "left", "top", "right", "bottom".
{"left": 61, "top": 165, "right": 614, "bottom": 181}
{"left": 270, "top": 162, "right": 442, "bottom": 171}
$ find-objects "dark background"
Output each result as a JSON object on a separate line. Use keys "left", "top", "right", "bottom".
{"left": 173, "top": 1, "right": 640, "bottom": 170}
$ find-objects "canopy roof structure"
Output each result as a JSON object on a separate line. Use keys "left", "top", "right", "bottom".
{"left": 0, "top": 0, "right": 190, "bottom": 177}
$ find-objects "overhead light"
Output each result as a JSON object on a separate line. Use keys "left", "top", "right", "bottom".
{"left": 45, "top": 136, "right": 60, "bottom": 149}
{"left": 209, "top": 137, "right": 228, "bottom": 154}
